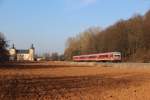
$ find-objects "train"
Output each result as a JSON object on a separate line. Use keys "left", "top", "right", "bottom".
{"left": 73, "top": 52, "right": 121, "bottom": 62}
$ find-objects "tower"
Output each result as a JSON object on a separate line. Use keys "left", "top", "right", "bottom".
{"left": 29, "top": 44, "right": 35, "bottom": 61}
{"left": 9, "top": 44, "right": 16, "bottom": 61}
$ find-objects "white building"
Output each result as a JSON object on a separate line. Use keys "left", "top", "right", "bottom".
{"left": 9, "top": 44, "right": 35, "bottom": 61}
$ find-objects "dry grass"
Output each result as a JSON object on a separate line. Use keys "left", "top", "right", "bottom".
{"left": 0, "top": 62, "right": 150, "bottom": 100}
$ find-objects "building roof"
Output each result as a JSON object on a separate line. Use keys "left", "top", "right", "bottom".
{"left": 16, "top": 50, "right": 29, "bottom": 54}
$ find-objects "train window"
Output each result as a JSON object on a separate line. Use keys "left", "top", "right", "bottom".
{"left": 98, "top": 55, "right": 103, "bottom": 58}
{"left": 80, "top": 56, "right": 86, "bottom": 59}
{"left": 99, "top": 55, "right": 103, "bottom": 57}
{"left": 89, "top": 56, "right": 96, "bottom": 58}
{"left": 105, "top": 55, "right": 108, "bottom": 57}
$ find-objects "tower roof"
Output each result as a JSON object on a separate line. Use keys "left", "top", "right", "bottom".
{"left": 11, "top": 44, "right": 15, "bottom": 49}
{"left": 30, "top": 44, "right": 34, "bottom": 49}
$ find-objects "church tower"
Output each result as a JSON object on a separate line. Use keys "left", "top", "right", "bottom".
{"left": 9, "top": 44, "right": 16, "bottom": 60}
{"left": 29, "top": 44, "right": 35, "bottom": 61}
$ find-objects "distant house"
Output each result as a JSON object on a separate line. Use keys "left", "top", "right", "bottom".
{"left": 9, "top": 44, "right": 35, "bottom": 61}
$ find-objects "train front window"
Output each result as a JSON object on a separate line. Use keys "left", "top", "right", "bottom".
{"left": 114, "top": 55, "right": 121, "bottom": 58}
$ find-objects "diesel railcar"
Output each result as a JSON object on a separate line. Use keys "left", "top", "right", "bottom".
{"left": 73, "top": 52, "right": 121, "bottom": 62}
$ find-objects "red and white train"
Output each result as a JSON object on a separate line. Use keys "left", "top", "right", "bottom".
{"left": 73, "top": 52, "right": 121, "bottom": 62}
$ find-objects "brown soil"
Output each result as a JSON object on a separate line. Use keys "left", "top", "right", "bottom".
{"left": 0, "top": 62, "right": 150, "bottom": 100}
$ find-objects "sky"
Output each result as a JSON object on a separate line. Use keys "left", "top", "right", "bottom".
{"left": 0, "top": 0, "right": 150, "bottom": 54}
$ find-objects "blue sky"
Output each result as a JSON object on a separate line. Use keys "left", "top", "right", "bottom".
{"left": 0, "top": 0, "right": 150, "bottom": 54}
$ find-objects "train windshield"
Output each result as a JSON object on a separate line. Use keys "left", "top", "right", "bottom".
{"left": 113, "top": 52, "right": 121, "bottom": 57}
{"left": 114, "top": 55, "right": 121, "bottom": 57}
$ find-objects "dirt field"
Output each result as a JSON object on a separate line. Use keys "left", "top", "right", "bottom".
{"left": 0, "top": 62, "right": 150, "bottom": 100}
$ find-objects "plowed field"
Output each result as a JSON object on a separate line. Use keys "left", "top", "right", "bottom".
{"left": 0, "top": 62, "right": 150, "bottom": 100}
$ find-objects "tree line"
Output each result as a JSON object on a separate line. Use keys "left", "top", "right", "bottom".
{"left": 64, "top": 10, "right": 150, "bottom": 62}
{"left": 41, "top": 52, "right": 64, "bottom": 61}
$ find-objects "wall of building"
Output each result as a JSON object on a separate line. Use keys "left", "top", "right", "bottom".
{"left": 17, "top": 54, "right": 30, "bottom": 61}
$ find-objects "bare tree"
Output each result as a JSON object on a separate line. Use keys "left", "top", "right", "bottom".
{"left": 50, "top": 52, "right": 59, "bottom": 61}
{"left": 0, "top": 32, "right": 9, "bottom": 62}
